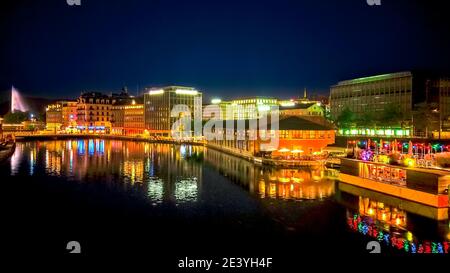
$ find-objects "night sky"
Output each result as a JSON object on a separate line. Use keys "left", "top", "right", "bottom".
{"left": 1, "top": 0, "right": 450, "bottom": 101}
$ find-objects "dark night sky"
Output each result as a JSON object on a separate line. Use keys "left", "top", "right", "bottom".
{"left": 1, "top": 0, "right": 450, "bottom": 101}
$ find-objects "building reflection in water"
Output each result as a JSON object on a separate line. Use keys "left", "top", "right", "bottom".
{"left": 204, "top": 147, "right": 335, "bottom": 201}
{"left": 346, "top": 196, "right": 449, "bottom": 254}
{"left": 10, "top": 140, "right": 202, "bottom": 205}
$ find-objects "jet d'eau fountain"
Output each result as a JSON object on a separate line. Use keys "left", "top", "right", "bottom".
{"left": 11, "top": 86, "right": 29, "bottom": 113}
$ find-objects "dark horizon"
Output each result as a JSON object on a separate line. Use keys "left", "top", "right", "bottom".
{"left": 1, "top": 0, "right": 450, "bottom": 101}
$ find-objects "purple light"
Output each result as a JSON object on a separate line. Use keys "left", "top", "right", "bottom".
{"left": 360, "top": 150, "right": 373, "bottom": 161}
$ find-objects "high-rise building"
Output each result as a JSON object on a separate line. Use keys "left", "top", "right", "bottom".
{"left": 330, "top": 71, "right": 450, "bottom": 136}
{"left": 330, "top": 72, "right": 415, "bottom": 120}
{"left": 144, "top": 86, "right": 202, "bottom": 137}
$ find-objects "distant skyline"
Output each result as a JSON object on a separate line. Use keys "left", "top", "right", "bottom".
{"left": 1, "top": 0, "right": 450, "bottom": 101}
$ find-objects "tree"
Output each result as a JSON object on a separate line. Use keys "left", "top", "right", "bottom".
{"left": 357, "top": 110, "right": 377, "bottom": 127}
{"left": 336, "top": 107, "right": 355, "bottom": 128}
{"left": 381, "top": 104, "right": 404, "bottom": 126}
{"left": 3, "top": 111, "right": 29, "bottom": 124}
{"left": 413, "top": 102, "right": 440, "bottom": 137}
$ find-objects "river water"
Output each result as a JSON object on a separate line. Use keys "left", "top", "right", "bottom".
{"left": 2, "top": 139, "right": 449, "bottom": 258}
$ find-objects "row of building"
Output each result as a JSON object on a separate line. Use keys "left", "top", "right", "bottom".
{"left": 45, "top": 86, "right": 333, "bottom": 156}
{"left": 44, "top": 70, "right": 450, "bottom": 157}
{"left": 46, "top": 86, "right": 329, "bottom": 134}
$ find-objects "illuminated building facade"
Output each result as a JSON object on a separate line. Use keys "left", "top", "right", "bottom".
{"left": 61, "top": 101, "right": 77, "bottom": 130}
{"left": 279, "top": 102, "right": 324, "bottom": 117}
{"left": 204, "top": 95, "right": 325, "bottom": 121}
{"left": 144, "top": 86, "right": 202, "bottom": 137}
{"left": 228, "top": 97, "right": 278, "bottom": 120}
{"left": 76, "top": 92, "right": 112, "bottom": 134}
{"left": 330, "top": 72, "right": 415, "bottom": 120}
{"left": 111, "top": 103, "right": 126, "bottom": 135}
{"left": 272, "top": 116, "right": 335, "bottom": 156}
{"left": 207, "top": 116, "right": 335, "bottom": 157}
{"left": 124, "top": 99, "right": 145, "bottom": 136}
{"left": 330, "top": 71, "right": 450, "bottom": 136}
{"left": 45, "top": 103, "right": 63, "bottom": 132}
{"left": 205, "top": 97, "right": 278, "bottom": 120}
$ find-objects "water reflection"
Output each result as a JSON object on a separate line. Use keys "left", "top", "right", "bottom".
{"left": 10, "top": 140, "right": 202, "bottom": 205}
{"left": 340, "top": 190, "right": 449, "bottom": 253}
{"left": 6, "top": 139, "right": 449, "bottom": 253}
{"left": 347, "top": 211, "right": 449, "bottom": 254}
{"left": 204, "top": 148, "right": 335, "bottom": 201}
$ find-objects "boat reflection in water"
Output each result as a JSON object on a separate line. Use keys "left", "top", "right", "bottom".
{"left": 7, "top": 139, "right": 449, "bottom": 254}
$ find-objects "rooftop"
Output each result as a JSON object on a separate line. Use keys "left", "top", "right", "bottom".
{"left": 279, "top": 102, "right": 317, "bottom": 110}
{"left": 199, "top": 116, "right": 333, "bottom": 131}
{"left": 333, "top": 71, "right": 412, "bottom": 86}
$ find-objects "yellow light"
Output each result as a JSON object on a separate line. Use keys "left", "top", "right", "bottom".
{"left": 382, "top": 213, "right": 386, "bottom": 220}
{"left": 291, "top": 177, "right": 304, "bottom": 183}
{"left": 312, "top": 175, "right": 321, "bottom": 181}
{"left": 278, "top": 177, "right": 290, "bottom": 183}
{"left": 378, "top": 155, "right": 389, "bottom": 164}
{"left": 211, "top": 98, "right": 221, "bottom": 104}
{"left": 406, "top": 232, "right": 413, "bottom": 242}
{"left": 404, "top": 158, "right": 415, "bottom": 167}
{"left": 396, "top": 218, "right": 401, "bottom": 225}
{"left": 280, "top": 101, "right": 295, "bottom": 107}
{"left": 368, "top": 208, "right": 374, "bottom": 215}
{"left": 149, "top": 89, "right": 164, "bottom": 95}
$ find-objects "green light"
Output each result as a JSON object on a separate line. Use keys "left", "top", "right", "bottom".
{"left": 337, "top": 72, "right": 411, "bottom": 85}
{"left": 338, "top": 127, "right": 412, "bottom": 137}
